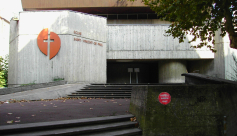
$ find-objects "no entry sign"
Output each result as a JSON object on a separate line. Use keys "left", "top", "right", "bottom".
{"left": 158, "top": 92, "right": 171, "bottom": 105}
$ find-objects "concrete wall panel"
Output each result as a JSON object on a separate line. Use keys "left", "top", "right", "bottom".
{"left": 8, "top": 37, "right": 18, "bottom": 86}
{"left": 8, "top": 20, "right": 19, "bottom": 86}
{"left": 9, "top": 11, "right": 106, "bottom": 85}
{"left": 19, "top": 11, "right": 69, "bottom": 35}
{"left": 107, "top": 25, "right": 214, "bottom": 59}
{"left": 130, "top": 85, "right": 237, "bottom": 136}
{"left": 222, "top": 31, "right": 237, "bottom": 80}
{"left": 69, "top": 11, "right": 106, "bottom": 42}
{"left": 14, "top": 34, "right": 106, "bottom": 84}
{"left": 9, "top": 20, "right": 19, "bottom": 44}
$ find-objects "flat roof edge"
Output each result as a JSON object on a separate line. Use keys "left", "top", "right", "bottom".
{"left": 19, "top": 10, "right": 107, "bottom": 19}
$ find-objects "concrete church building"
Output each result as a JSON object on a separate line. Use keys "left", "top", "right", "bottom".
{"left": 8, "top": 0, "right": 237, "bottom": 86}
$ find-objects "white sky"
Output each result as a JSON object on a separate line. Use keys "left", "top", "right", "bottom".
{"left": 0, "top": 0, "right": 23, "bottom": 21}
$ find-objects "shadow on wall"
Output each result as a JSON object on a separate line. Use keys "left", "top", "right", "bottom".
{"left": 185, "top": 29, "right": 220, "bottom": 78}
{"left": 187, "top": 59, "right": 214, "bottom": 76}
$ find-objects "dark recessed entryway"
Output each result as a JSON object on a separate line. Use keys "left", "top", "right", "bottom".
{"left": 107, "top": 60, "right": 158, "bottom": 83}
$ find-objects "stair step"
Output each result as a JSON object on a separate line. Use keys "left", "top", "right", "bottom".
{"left": 68, "top": 96, "right": 131, "bottom": 98}
{"left": 0, "top": 114, "right": 134, "bottom": 135}
{"left": 70, "top": 94, "right": 131, "bottom": 96}
{"left": 4, "top": 121, "right": 137, "bottom": 136}
{"left": 78, "top": 90, "right": 131, "bottom": 92}
{"left": 84, "top": 87, "right": 132, "bottom": 89}
{"left": 70, "top": 94, "right": 131, "bottom": 95}
{"left": 90, "top": 83, "right": 184, "bottom": 85}
{"left": 68, "top": 84, "right": 133, "bottom": 99}
{"left": 73, "top": 92, "right": 131, "bottom": 94}
{"left": 83, "top": 88, "right": 132, "bottom": 90}
{"left": 86, "top": 85, "right": 133, "bottom": 87}
{"left": 85, "top": 128, "right": 142, "bottom": 136}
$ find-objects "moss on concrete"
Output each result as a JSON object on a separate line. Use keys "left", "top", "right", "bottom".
{"left": 129, "top": 84, "right": 237, "bottom": 136}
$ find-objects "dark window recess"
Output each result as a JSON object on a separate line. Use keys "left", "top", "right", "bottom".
{"left": 148, "top": 14, "right": 158, "bottom": 19}
{"left": 128, "top": 15, "right": 137, "bottom": 19}
{"left": 108, "top": 15, "right": 117, "bottom": 19}
{"left": 138, "top": 14, "right": 147, "bottom": 19}
{"left": 97, "top": 13, "right": 161, "bottom": 20}
{"left": 98, "top": 15, "right": 108, "bottom": 18}
{"left": 118, "top": 15, "right": 127, "bottom": 19}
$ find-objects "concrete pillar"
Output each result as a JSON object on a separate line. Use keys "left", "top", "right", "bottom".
{"left": 159, "top": 60, "right": 187, "bottom": 83}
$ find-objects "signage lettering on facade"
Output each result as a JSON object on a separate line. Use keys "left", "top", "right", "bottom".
{"left": 73, "top": 30, "right": 103, "bottom": 46}
{"left": 83, "top": 40, "right": 93, "bottom": 44}
{"left": 37, "top": 28, "right": 61, "bottom": 60}
{"left": 98, "top": 43, "right": 103, "bottom": 46}
{"left": 74, "top": 38, "right": 81, "bottom": 41}
{"left": 74, "top": 31, "right": 81, "bottom": 36}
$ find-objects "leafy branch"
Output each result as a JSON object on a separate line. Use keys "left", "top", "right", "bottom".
{"left": 129, "top": 0, "right": 237, "bottom": 52}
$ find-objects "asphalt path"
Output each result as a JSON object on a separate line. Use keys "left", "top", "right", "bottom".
{"left": 0, "top": 98, "right": 130, "bottom": 126}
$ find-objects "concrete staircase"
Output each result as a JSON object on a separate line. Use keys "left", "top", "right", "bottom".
{"left": 68, "top": 84, "right": 133, "bottom": 99}
{"left": 0, "top": 114, "right": 142, "bottom": 136}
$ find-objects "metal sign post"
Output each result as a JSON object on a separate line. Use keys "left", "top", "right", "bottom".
{"left": 134, "top": 68, "right": 140, "bottom": 84}
{"left": 128, "top": 68, "right": 133, "bottom": 84}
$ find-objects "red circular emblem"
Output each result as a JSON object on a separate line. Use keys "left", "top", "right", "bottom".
{"left": 158, "top": 92, "right": 171, "bottom": 105}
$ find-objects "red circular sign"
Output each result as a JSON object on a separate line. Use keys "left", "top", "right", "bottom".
{"left": 158, "top": 92, "right": 171, "bottom": 105}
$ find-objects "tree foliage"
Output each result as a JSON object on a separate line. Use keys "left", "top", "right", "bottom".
{"left": 0, "top": 55, "right": 9, "bottom": 87}
{"left": 129, "top": 0, "right": 237, "bottom": 52}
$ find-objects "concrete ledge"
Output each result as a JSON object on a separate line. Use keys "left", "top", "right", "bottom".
{"left": 181, "top": 73, "right": 237, "bottom": 85}
{"left": 0, "top": 81, "right": 67, "bottom": 95}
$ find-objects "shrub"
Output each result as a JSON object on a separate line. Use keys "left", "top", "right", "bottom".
{"left": 0, "top": 55, "right": 8, "bottom": 87}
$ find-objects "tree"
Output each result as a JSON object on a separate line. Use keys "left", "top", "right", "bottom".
{"left": 129, "top": 0, "right": 237, "bottom": 52}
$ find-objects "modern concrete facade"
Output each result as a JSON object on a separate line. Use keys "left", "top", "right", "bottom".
{"left": 9, "top": 11, "right": 106, "bottom": 86}
{"left": 8, "top": 0, "right": 237, "bottom": 85}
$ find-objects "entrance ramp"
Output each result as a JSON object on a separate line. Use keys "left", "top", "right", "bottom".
{"left": 0, "top": 83, "right": 88, "bottom": 102}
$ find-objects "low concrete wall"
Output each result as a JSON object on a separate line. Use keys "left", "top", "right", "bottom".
{"left": 0, "top": 80, "right": 67, "bottom": 95}
{"left": 130, "top": 85, "right": 237, "bottom": 136}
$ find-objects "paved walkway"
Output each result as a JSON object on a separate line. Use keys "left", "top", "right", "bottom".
{"left": 0, "top": 83, "right": 87, "bottom": 102}
{"left": 0, "top": 98, "right": 130, "bottom": 126}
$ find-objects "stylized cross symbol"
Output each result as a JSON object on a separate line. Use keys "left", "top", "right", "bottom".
{"left": 44, "top": 38, "right": 54, "bottom": 58}
{"left": 37, "top": 28, "right": 61, "bottom": 60}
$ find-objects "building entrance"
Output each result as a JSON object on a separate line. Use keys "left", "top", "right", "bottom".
{"left": 107, "top": 61, "right": 158, "bottom": 83}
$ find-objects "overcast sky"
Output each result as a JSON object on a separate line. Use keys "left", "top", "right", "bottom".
{"left": 0, "top": 0, "right": 23, "bottom": 21}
